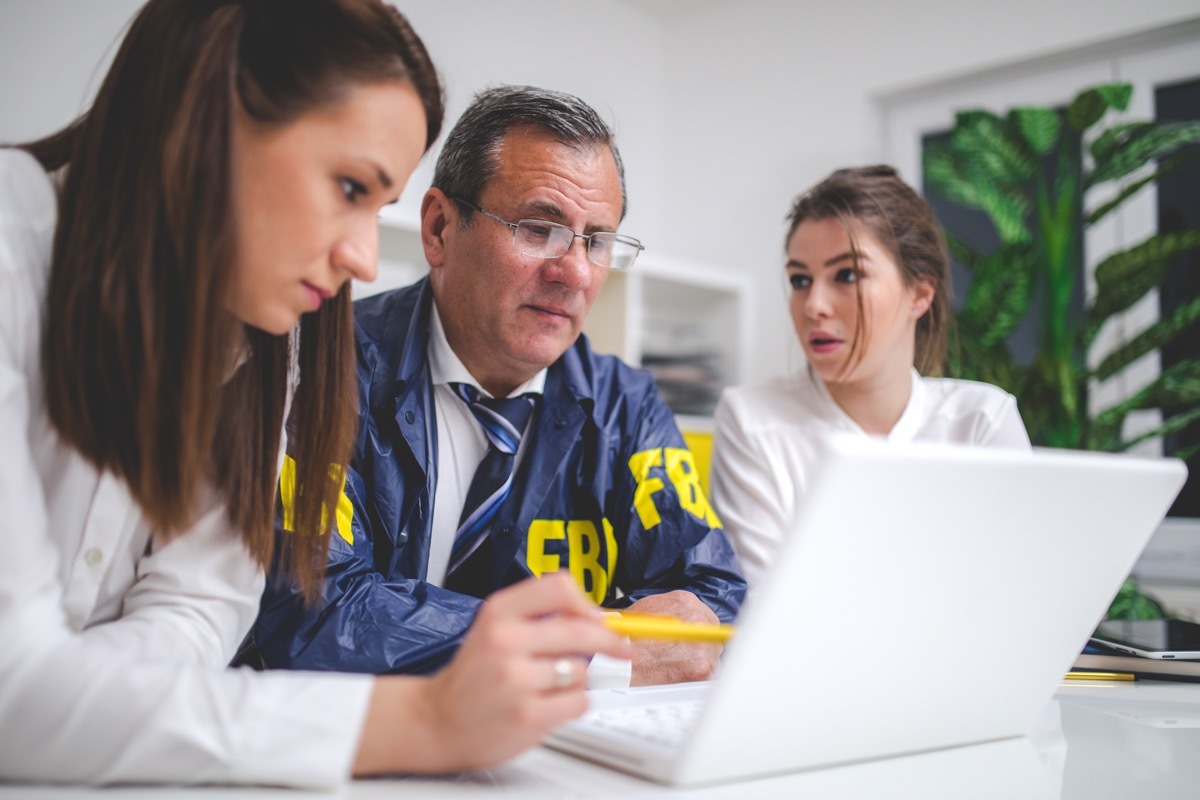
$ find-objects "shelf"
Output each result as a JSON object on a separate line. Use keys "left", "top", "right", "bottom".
{"left": 583, "top": 255, "right": 749, "bottom": 419}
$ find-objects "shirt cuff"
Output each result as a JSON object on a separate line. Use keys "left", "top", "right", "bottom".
{"left": 587, "top": 651, "right": 633, "bottom": 689}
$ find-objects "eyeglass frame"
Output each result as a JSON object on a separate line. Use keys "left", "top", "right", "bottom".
{"left": 450, "top": 196, "right": 644, "bottom": 270}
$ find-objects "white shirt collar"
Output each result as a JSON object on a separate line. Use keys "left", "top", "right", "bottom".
{"left": 807, "top": 363, "right": 924, "bottom": 442}
{"left": 428, "top": 299, "right": 547, "bottom": 399}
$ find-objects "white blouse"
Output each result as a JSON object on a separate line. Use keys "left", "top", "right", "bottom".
{"left": 0, "top": 148, "right": 371, "bottom": 786}
{"left": 711, "top": 366, "right": 1031, "bottom": 588}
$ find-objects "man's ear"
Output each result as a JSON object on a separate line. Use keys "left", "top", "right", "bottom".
{"left": 421, "top": 188, "right": 453, "bottom": 270}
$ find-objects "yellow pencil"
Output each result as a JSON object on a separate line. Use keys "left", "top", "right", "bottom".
{"left": 1063, "top": 670, "right": 1137, "bottom": 682}
{"left": 605, "top": 613, "right": 736, "bottom": 643}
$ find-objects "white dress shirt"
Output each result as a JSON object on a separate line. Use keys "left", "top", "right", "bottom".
{"left": 425, "top": 303, "right": 632, "bottom": 687}
{"left": 711, "top": 365, "right": 1032, "bottom": 588}
{"left": 425, "top": 303, "right": 545, "bottom": 586}
{"left": 0, "top": 149, "right": 372, "bottom": 786}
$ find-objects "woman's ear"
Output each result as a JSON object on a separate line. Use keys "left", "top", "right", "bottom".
{"left": 912, "top": 279, "right": 936, "bottom": 318}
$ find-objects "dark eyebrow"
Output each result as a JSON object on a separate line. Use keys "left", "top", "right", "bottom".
{"left": 524, "top": 200, "right": 564, "bottom": 220}
{"left": 786, "top": 251, "right": 862, "bottom": 271}
{"left": 521, "top": 200, "right": 617, "bottom": 235}
{"left": 373, "top": 163, "right": 394, "bottom": 190}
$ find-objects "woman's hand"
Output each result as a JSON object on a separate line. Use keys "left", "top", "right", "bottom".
{"left": 353, "top": 571, "right": 632, "bottom": 775}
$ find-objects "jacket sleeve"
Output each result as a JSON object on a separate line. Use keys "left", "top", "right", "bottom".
{"left": 251, "top": 460, "right": 482, "bottom": 675}
{"left": 606, "top": 383, "right": 747, "bottom": 622}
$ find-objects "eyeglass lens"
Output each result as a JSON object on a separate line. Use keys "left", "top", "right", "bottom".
{"left": 514, "top": 220, "right": 639, "bottom": 269}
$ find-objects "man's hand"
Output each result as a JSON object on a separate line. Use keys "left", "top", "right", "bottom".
{"left": 624, "top": 590, "right": 722, "bottom": 686}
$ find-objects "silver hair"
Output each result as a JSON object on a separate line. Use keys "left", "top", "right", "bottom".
{"left": 431, "top": 84, "right": 627, "bottom": 221}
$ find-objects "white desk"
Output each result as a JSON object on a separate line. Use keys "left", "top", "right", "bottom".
{"left": 2, "top": 681, "right": 1197, "bottom": 799}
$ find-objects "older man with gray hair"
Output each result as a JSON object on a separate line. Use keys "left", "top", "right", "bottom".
{"left": 248, "top": 85, "right": 745, "bottom": 688}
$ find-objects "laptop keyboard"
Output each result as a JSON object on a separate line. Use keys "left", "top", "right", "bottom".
{"left": 585, "top": 701, "right": 703, "bottom": 746}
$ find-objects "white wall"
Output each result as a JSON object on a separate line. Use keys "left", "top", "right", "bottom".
{"left": 0, "top": 0, "right": 145, "bottom": 140}
{"left": 385, "top": 1, "right": 671, "bottom": 240}
{"left": 3, "top": 0, "right": 1198, "bottom": 386}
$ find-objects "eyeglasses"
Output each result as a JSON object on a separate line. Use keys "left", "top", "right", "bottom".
{"left": 452, "top": 197, "right": 643, "bottom": 270}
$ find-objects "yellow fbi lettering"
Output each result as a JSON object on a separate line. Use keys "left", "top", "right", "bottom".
{"left": 527, "top": 519, "right": 618, "bottom": 604}
{"left": 629, "top": 447, "right": 721, "bottom": 529}
{"left": 279, "top": 455, "right": 354, "bottom": 544}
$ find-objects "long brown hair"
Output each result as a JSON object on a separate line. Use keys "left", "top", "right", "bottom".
{"left": 22, "top": 0, "right": 443, "bottom": 601}
{"left": 785, "top": 165, "right": 952, "bottom": 376}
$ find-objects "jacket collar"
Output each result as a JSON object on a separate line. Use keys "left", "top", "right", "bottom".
{"left": 357, "top": 278, "right": 435, "bottom": 415}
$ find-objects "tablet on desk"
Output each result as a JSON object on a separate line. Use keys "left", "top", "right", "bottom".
{"left": 1092, "top": 619, "right": 1200, "bottom": 660}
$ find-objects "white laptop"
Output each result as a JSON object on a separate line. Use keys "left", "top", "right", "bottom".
{"left": 546, "top": 437, "right": 1187, "bottom": 787}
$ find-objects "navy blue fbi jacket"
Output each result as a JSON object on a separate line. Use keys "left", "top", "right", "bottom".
{"left": 251, "top": 278, "right": 746, "bottom": 675}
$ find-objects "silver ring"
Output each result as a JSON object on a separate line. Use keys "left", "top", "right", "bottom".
{"left": 552, "top": 657, "right": 574, "bottom": 690}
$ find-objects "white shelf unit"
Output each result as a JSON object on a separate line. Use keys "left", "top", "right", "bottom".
{"left": 584, "top": 253, "right": 750, "bottom": 417}
{"left": 362, "top": 220, "right": 751, "bottom": 419}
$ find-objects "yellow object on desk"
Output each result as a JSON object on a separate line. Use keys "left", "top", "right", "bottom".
{"left": 1063, "top": 670, "right": 1137, "bottom": 682}
{"left": 605, "top": 613, "right": 736, "bottom": 643}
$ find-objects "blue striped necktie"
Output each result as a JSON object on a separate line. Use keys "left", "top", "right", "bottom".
{"left": 445, "top": 382, "right": 536, "bottom": 595}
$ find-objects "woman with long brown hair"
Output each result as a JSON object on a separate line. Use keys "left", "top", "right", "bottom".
{"left": 0, "top": 0, "right": 627, "bottom": 786}
{"left": 710, "top": 166, "right": 1031, "bottom": 588}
